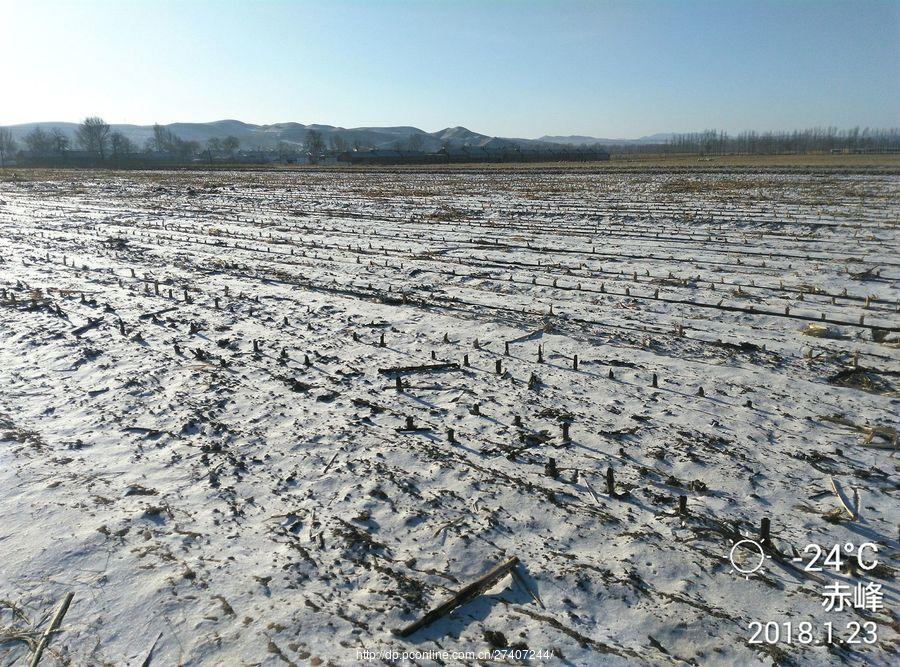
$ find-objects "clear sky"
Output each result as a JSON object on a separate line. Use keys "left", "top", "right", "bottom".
{"left": 2, "top": 0, "right": 898, "bottom": 138}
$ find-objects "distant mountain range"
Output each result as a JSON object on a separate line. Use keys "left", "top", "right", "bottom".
{"left": 2, "top": 120, "right": 675, "bottom": 151}
{"left": 538, "top": 133, "right": 676, "bottom": 145}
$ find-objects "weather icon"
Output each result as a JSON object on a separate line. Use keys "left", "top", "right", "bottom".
{"left": 730, "top": 539, "right": 769, "bottom": 577}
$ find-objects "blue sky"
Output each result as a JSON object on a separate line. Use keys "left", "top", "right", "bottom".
{"left": 2, "top": 0, "right": 897, "bottom": 138}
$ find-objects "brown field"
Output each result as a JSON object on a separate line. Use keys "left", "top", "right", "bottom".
{"left": 606, "top": 152, "right": 900, "bottom": 169}
{"left": 2, "top": 152, "right": 899, "bottom": 181}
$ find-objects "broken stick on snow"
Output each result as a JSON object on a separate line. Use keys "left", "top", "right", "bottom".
{"left": 830, "top": 476, "right": 860, "bottom": 521}
{"left": 395, "top": 556, "right": 520, "bottom": 637}
{"left": 378, "top": 362, "right": 460, "bottom": 375}
{"left": 29, "top": 592, "right": 74, "bottom": 667}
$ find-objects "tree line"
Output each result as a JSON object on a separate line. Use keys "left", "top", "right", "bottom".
{"left": 0, "top": 117, "right": 247, "bottom": 166}
{"left": 0, "top": 118, "right": 350, "bottom": 167}
{"left": 597, "top": 127, "right": 899, "bottom": 155}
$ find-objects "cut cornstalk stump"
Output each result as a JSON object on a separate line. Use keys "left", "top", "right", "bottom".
{"left": 759, "top": 518, "right": 771, "bottom": 546}
{"left": 545, "top": 457, "right": 558, "bottom": 478}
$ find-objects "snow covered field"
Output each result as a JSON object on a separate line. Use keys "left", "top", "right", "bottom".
{"left": 0, "top": 168, "right": 897, "bottom": 666}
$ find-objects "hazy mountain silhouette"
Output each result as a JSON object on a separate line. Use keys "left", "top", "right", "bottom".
{"left": 3, "top": 120, "right": 669, "bottom": 150}
{"left": 538, "top": 133, "right": 676, "bottom": 145}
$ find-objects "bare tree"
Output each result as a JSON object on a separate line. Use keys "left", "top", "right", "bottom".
{"left": 150, "top": 124, "right": 168, "bottom": 152}
{"left": 0, "top": 128, "right": 17, "bottom": 166}
{"left": 306, "top": 130, "right": 325, "bottom": 162}
{"left": 204, "top": 137, "right": 223, "bottom": 164}
{"left": 176, "top": 140, "right": 199, "bottom": 162}
{"left": 329, "top": 135, "right": 348, "bottom": 153}
{"left": 150, "top": 124, "right": 185, "bottom": 154}
{"left": 25, "top": 127, "right": 54, "bottom": 155}
{"left": 50, "top": 128, "right": 70, "bottom": 156}
{"left": 222, "top": 136, "right": 240, "bottom": 157}
{"left": 76, "top": 117, "right": 111, "bottom": 159}
{"left": 110, "top": 132, "right": 136, "bottom": 157}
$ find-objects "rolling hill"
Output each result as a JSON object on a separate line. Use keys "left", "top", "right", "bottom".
{"left": 3, "top": 120, "right": 670, "bottom": 151}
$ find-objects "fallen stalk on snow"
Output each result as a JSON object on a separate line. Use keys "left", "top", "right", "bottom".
{"left": 29, "top": 592, "right": 74, "bottom": 667}
{"left": 71, "top": 318, "right": 103, "bottom": 337}
{"left": 583, "top": 476, "right": 601, "bottom": 505}
{"left": 395, "top": 556, "right": 520, "bottom": 637}
{"left": 138, "top": 306, "right": 178, "bottom": 320}
{"left": 378, "top": 362, "right": 460, "bottom": 375}
{"left": 830, "top": 476, "right": 860, "bottom": 521}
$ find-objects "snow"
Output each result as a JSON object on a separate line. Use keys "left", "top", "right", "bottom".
{"left": 0, "top": 169, "right": 897, "bottom": 666}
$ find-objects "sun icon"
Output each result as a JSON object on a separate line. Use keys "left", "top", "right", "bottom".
{"left": 729, "top": 539, "right": 769, "bottom": 579}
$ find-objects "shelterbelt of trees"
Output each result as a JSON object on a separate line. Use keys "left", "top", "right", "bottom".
{"left": 0, "top": 117, "right": 252, "bottom": 166}
{"left": 626, "top": 127, "right": 900, "bottom": 155}
{"left": 0, "top": 117, "right": 332, "bottom": 167}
